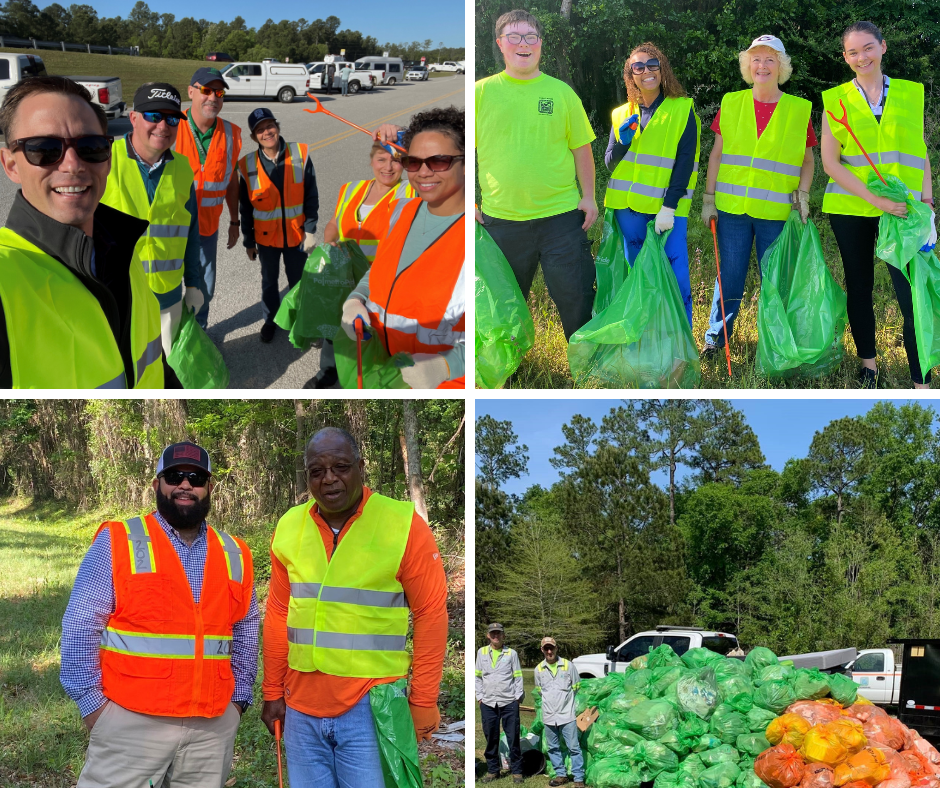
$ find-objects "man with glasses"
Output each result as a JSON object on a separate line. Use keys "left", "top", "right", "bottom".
{"left": 175, "top": 67, "right": 243, "bottom": 328}
{"left": 101, "top": 83, "right": 205, "bottom": 356}
{"left": 61, "top": 441, "right": 260, "bottom": 787}
{"left": 475, "top": 9, "right": 598, "bottom": 342}
{"left": 0, "top": 75, "right": 167, "bottom": 387}
{"left": 261, "top": 427, "right": 448, "bottom": 787}
{"left": 535, "top": 637, "right": 585, "bottom": 788}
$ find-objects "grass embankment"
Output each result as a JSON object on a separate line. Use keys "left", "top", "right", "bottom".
{"left": 0, "top": 499, "right": 464, "bottom": 788}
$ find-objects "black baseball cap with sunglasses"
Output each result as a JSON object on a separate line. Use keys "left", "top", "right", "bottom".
{"left": 156, "top": 442, "right": 213, "bottom": 487}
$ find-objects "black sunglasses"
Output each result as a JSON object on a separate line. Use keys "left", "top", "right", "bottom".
{"left": 400, "top": 154, "right": 465, "bottom": 173}
{"left": 629, "top": 59, "right": 661, "bottom": 74}
{"left": 160, "top": 469, "right": 210, "bottom": 487}
{"left": 140, "top": 111, "right": 181, "bottom": 127}
{"left": 9, "top": 135, "right": 113, "bottom": 166}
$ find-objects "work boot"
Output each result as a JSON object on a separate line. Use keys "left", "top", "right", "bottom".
{"left": 260, "top": 321, "right": 276, "bottom": 343}
{"left": 512, "top": 776, "right": 524, "bottom": 784}
{"left": 480, "top": 773, "right": 501, "bottom": 783}
{"left": 549, "top": 777, "right": 571, "bottom": 786}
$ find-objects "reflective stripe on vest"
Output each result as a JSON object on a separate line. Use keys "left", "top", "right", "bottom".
{"left": 238, "top": 142, "right": 307, "bottom": 247}
{"left": 101, "top": 629, "right": 233, "bottom": 659}
{"left": 604, "top": 97, "right": 701, "bottom": 218}
{"left": 335, "top": 178, "right": 416, "bottom": 263}
{"left": 821, "top": 79, "right": 926, "bottom": 218}
{"left": 176, "top": 116, "right": 240, "bottom": 234}
{"left": 124, "top": 516, "right": 155, "bottom": 573}
{"left": 714, "top": 90, "right": 811, "bottom": 220}
{"left": 214, "top": 528, "right": 244, "bottom": 583}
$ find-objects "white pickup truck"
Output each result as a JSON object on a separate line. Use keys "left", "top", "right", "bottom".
{"left": 845, "top": 647, "right": 902, "bottom": 705}
{"left": 427, "top": 61, "right": 464, "bottom": 73}
{"left": 68, "top": 75, "right": 125, "bottom": 119}
{"left": 220, "top": 61, "right": 310, "bottom": 103}
{"left": 0, "top": 55, "right": 125, "bottom": 120}
{"left": 306, "top": 61, "right": 376, "bottom": 94}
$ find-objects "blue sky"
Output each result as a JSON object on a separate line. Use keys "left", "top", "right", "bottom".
{"left": 90, "top": 1, "right": 464, "bottom": 48}
{"left": 476, "top": 399, "right": 940, "bottom": 497}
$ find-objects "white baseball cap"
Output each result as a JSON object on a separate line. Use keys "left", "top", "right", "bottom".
{"left": 746, "top": 35, "right": 786, "bottom": 55}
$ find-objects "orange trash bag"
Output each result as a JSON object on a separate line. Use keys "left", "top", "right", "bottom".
{"left": 901, "top": 749, "right": 929, "bottom": 778}
{"left": 755, "top": 743, "right": 807, "bottom": 788}
{"left": 801, "top": 724, "right": 849, "bottom": 766}
{"left": 863, "top": 714, "right": 906, "bottom": 751}
{"left": 913, "top": 777, "right": 940, "bottom": 788}
{"left": 828, "top": 719, "right": 868, "bottom": 755}
{"left": 833, "top": 747, "right": 890, "bottom": 786}
{"left": 788, "top": 702, "right": 844, "bottom": 727}
{"left": 768, "top": 715, "right": 814, "bottom": 749}
{"left": 845, "top": 704, "right": 880, "bottom": 723}
{"left": 801, "top": 763, "right": 835, "bottom": 788}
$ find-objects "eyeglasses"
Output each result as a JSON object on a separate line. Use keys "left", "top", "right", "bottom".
{"left": 140, "top": 111, "right": 181, "bottom": 127}
{"left": 194, "top": 85, "right": 226, "bottom": 98}
{"left": 629, "top": 59, "right": 661, "bottom": 74}
{"left": 400, "top": 154, "right": 465, "bottom": 173}
{"left": 500, "top": 32, "right": 541, "bottom": 45}
{"left": 306, "top": 463, "right": 355, "bottom": 480}
{"left": 9, "top": 135, "right": 113, "bottom": 166}
{"left": 160, "top": 469, "right": 210, "bottom": 487}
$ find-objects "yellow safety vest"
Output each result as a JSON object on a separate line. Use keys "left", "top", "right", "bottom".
{"left": 335, "top": 179, "right": 415, "bottom": 262}
{"left": 0, "top": 227, "right": 164, "bottom": 388}
{"left": 101, "top": 139, "right": 195, "bottom": 295}
{"left": 605, "top": 97, "right": 700, "bottom": 218}
{"left": 715, "top": 90, "right": 811, "bottom": 220}
{"left": 271, "top": 493, "right": 414, "bottom": 678}
{"left": 822, "top": 79, "right": 927, "bottom": 217}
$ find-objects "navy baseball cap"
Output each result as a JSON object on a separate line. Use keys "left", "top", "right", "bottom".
{"left": 248, "top": 107, "right": 277, "bottom": 133}
{"left": 191, "top": 67, "right": 229, "bottom": 89}
{"left": 156, "top": 442, "right": 212, "bottom": 476}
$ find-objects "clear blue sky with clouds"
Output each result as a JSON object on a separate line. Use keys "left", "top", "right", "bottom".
{"left": 476, "top": 398, "right": 940, "bottom": 497}
{"left": 89, "top": 1, "right": 464, "bottom": 48}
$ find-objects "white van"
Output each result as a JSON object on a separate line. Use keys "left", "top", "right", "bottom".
{"left": 220, "top": 61, "right": 309, "bottom": 103}
{"left": 355, "top": 55, "right": 405, "bottom": 85}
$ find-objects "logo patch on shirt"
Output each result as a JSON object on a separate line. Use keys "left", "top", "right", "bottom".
{"left": 538, "top": 98, "right": 554, "bottom": 115}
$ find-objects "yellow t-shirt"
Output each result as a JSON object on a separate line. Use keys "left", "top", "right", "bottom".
{"left": 475, "top": 71, "right": 596, "bottom": 221}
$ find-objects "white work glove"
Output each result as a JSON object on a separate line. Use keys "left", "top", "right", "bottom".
{"left": 793, "top": 189, "right": 810, "bottom": 224}
{"left": 303, "top": 232, "right": 317, "bottom": 253}
{"left": 654, "top": 206, "right": 675, "bottom": 235}
{"left": 400, "top": 353, "right": 450, "bottom": 389}
{"left": 701, "top": 193, "right": 717, "bottom": 229}
{"left": 183, "top": 287, "right": 204, "bottom": 314}
{"left": 341, "top": 298, "right": 370, "bottom": 341}
{"left": 921, "top": 210, "right": 937, "bottom": 252}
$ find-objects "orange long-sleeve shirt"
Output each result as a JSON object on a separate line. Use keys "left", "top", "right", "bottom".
{"left": 262, "top": 487, "right": 449, "bottom": 717}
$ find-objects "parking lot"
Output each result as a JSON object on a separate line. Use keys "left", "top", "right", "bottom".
{"left": 0, "top": 72, "right": 465, "bottom": 389}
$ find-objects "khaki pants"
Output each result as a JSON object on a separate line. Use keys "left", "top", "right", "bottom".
{"left": 77, "top": 701, "right": 240, "bottom": 788}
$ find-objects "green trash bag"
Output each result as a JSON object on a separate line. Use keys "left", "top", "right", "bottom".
{"left": 677, "top": 714, "right": 712, "bottom": 749}
{"left": 623, "top": 699, "right": 679, "bottom": 740}
{"left": 700, "top": 762, "right": 743, "bottom": 788}
{"left": 737, "top": 767, "right": 770, "bottom": 788}
{"left": 609, "top": 726, "right": 647, "bottom": 748}
{"left": 710, "top": 705, "right": 750, "bottom": 745}
{"left": 791, "top": 669, "right": 831, "bottom": 701}
{"left": 682, "top": 649, "right": 728, "bottom": 671}
{"left": 717, "top": 674, "right": 754, "bottom": 714}
{"left": 745, "top": 707, "right": 777, "bottom": 734}
{"left": 737, "top": 733, "right": 772, "bottom": 758}
{"left": 826, "top": 672, "right": 858, "bottom": 706}
{"left": 167, "top": 307, "right": 230, "bottom": 388}
{"left": 650, "top": 665, "right": 687, "bottom": 698}
{"left": 475, "top": 224, "right": 535, "bottom": 388}
{"left": 714, "top": 659, "right": 749, "bottom": 682}
{"left": 568, "top": 221, "right": 700, "bottom": 388}
{"left": 624, "top": 668, "right": 653, "bottom": 695}
{"left": 334, "top": 330, "right": 411, "bottom": 389}
{"left": 648, "top": 645, "right": 684, "bottom": 670}
{"left": 909, "top": 250, "right": 940, "bottom": 381}
{"left": 752, "top": 680, "right": 795, "bottom": 714}
{"left": 531, "top": 686, "right": 544, "bottom": 736}
{"left": 700, "top": 744, "right": 741, "bottom": 766}
{"left": 274, "top": 241, "right": 368, "bottom": 348}
{"left": 756, "top": 212, "right": 847, "bottom": 378}
{"left": 677, "top": 667, "right": 720, "bottom": 720}
{"left": 606, "top": 691, "right": 648, "bottom": 714}
{"left": 679, "top": 753, "right": 708, "bottom": 779}
{"left": 754, "top": 664, "right": 793, "bottom": 686}
{"left": 628, "top": 739, "right": 680, "bottom": 781}
{"left": 660, "top": 730, "right": 692, "bottom": 757}
{"left": 587, "top": 756, "right": 643, "bottom": 788}
{"left": 744, "top": 648, "right": 778, "bottom": 677}
{"left": 694, "top": 734, "right": 724, "bottom": 752}
{"left": 658, "top": 770, "right": 682, "bottom": 788}
{"left": 594, "top": 208, "right": 630, "bottom": 315}
{"left": 368, "top": 679, "right": 422, "bottom": 788}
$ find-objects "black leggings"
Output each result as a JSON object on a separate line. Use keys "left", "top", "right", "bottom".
{"left": 829, "top": 213, "right": 931, "bottom": 384}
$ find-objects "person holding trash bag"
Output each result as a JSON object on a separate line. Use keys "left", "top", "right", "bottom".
{"left": 700, "top": 35, "right": 816, "bottom": 355}
{"left": 261, "top": 427, "right": 448, "bottom": 788}
{"left": 476, "top": 623, "right": 525, "bottom": 783}
{"left": 238, "top": 107, "right": 319, "bottom": 344}
{"left": 820, "top": 20, "right": 934, "bottom": 388}
{"left": 604, "top": 42, "right": 700, "bottom": 328}
{"left": 535, "top": 637, "right": 585, "bottom": 788}
{"left": 341, "top": 107, "right": 465, "bottom": 389}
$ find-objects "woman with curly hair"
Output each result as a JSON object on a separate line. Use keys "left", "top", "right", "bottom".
{"left": 700, "top": 35, "right": 815, "bottom": 356}
{"left": 604, "top": 42, "right": 701, "bottom": 327}
{"left": 340, "top": 106, "right": 466, "bottom": 388}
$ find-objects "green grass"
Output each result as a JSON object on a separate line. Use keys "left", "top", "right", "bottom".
{"left": 0, "top": 498, "right": 464, "bottom": 787}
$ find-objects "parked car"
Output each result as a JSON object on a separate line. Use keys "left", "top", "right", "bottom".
{"left": 406, "top": 66, "right": 429, "bottom": 81}
{"left": 355, "top": 55, "right": 405, "bottom": 85}
{"left": 220, "top": 61, "right": 309, "bottom": 103}
{"left": 306, "top": 61, "right": 375, "bottom": 93}
{"left": 0, "top": 53, "right": 48, "bottom": 108}
{"left": 843, "top": 647, "right": 903, "bottom": 705}
{"left": 205, "top": 52, "right": 234, "bottom": 62}
{"left": 427, "top": 61, "right": 464, "bottom": 73}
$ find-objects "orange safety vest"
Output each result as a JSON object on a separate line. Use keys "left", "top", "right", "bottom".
{"left": 335, "top": 178, "right": 416, "bottom": 262}
{"left": 176, "top": 111, "right": 241, "bottom": 237}
{"left": 238, "top": 142, "right": 308, "bottom": 248}
{"left": 97, "top": 513, "right": 253, "bottom": 718}
{"left": 364, "top": 198, "right": 465, "bottom": 389}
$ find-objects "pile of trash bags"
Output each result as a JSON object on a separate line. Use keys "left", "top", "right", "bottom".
{"left": 575, "top": 644, "right": 940, "bottom": 788}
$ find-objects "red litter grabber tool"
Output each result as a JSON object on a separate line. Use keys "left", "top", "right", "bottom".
{"left": 709, "top": 217, "right": 733, "bottom": 378}
{"left": 304, "top": 94, "right": 406, "bottom": 152}
{"left": 826, "top": 98, "right": 887, "bottom": 185}
{"left": 274, "top": 719, "right": 285, "bottom": 788}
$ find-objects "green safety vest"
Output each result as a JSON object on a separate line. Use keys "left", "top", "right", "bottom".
{"left": 0, "top": 227, "right": 164, "bottom": 388}
{"left": 605, "top": 97, "right": 700, "bottom": 218}
{"left": 271, "top": 493, "right": 414, "bottom": 678}
{"left": 101, "top": 138, "right": 194, "bottom": 294}
{"left": 822, "top": 79, "right": 927, "bottom": 217}
{"left": 715, "top": 90, "right": 811, "bottom": 220}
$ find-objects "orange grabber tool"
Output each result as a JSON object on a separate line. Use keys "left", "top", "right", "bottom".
{"left": 274, "top": 718, "right": 285, "bottom": 788}
{"left": 354, "top": 316, "right": 365, "bottom": 389}
{"left": 304, "top": 94, "right": 407, "bottom": 152}
{"left": 709, "top": 218, "right": 733, "bottom": 378}
{"left": 826, "top": 98, "right": 887, "bottom": 185}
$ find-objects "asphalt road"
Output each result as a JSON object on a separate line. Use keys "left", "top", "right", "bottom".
{"left": 0, "top": 73, "right": 466, "bottom": 389}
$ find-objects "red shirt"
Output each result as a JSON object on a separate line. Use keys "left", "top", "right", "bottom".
{"left": 712, "top": 98, "right": 817, "bottom": 146}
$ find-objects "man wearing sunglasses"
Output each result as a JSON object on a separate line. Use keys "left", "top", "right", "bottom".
{"left": 100, "top": 83, "right": 205, "bottom": 357}
{"left": 175, "top": 67, "right": 243, "bottom": 329}
{"left": 261, "top": 427, "right": 448, "bottom": 787}
{"left": 61, "top": 441, "right": 260, "bottom": 788}
{"left": 0, "top": 75, "right": 169, "bottom": 388}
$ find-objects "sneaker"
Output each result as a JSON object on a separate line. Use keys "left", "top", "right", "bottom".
{"left": 480, "top": 774, "right": 501, "bottom": 783}
{"left": 302, "top": 366, "right": 339, "bottom": 389}
{"left": 858, "top": 367, "right": 878, "bottom": 389}
{"left": 549, "top": 778, "right": 571, "bottom": 786}
{"left": 700, "top": 342, "right": 721, "bottom": 359}
{"left": 260, "top": 322, "right": 276, "bottom": 343}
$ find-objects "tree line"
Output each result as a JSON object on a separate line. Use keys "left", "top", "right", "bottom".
{"left": 1, "top": 0, "right": 465, "bottom": 63}
{"left": 476, "top": 401, "right": 940, "bottom": 665}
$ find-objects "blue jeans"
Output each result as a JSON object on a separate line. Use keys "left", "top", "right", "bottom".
{"left": 545, "top": 720, "right": 585, "bottom": 782}
{"left": 195, "top": 231, "right": 219, "bottom": 329}
{"left": 704, "top": 210, "right": 786, "bottom": 347}
{"left": 259, "top": 243, "right": 306, "bottom": 324}
{"left": 284, "top": 696, "right": 384, "bottom": 788}
{"left": 615, "top": 207, "right": 692, "bottom": 327}
{"left": 341, "top": 80, "right": 349, "bottom": 96}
